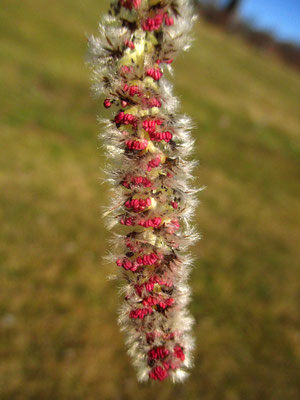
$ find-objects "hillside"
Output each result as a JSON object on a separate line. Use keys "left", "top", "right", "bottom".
{"left": 0, "top": 1, "right": 299, "bottom": 399}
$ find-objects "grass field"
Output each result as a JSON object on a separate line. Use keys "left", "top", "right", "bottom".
{"left": 1, "top": 0, "right": 300, "bottom": 399}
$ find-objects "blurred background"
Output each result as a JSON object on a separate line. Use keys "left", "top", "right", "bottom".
{"left": 0, "top": 0, "right": 299, "bottom": 399}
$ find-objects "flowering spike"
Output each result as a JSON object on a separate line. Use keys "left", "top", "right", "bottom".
{"left": 88, "top": 0, "right": 199, "bottom": 382}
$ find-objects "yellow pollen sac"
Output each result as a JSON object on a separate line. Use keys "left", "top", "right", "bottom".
{"left": 126, "top": 106, "right": 139, "bottom": 115}
{"left": 160, "top": 153, "right": 167, "bottom": 163}
{"left": 148, "top": 197, "right": 157, "bottom": 209}
{"left": 150, "top": 107, "right": 159, "bottom": 115}
{"left": 142, "top": 230, "right": 157, "bottom": 246}
{"left": 153, "top": 283, "right": 162, "bottom": 293}
{"left": 145, "top": 141, "right": 156, "bottom": 153}
{"left": 138, "top": 109, "right": 151, "bottom": 117}
{"left": 143, "top": 77, "right": 158, "bottom": 91}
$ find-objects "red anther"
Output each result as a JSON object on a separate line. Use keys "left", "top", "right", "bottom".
{"left": 171, "top": 201, "right": 178, "bottom": 209}
{"left": 164, "top": 14, "right": 174, "bottom": 26}
{"left": 147, "top": 97, "right": 162, "bottom": 108}
{"left": 141, "top": 177, "right": 152, "bottom": 187}
{"left": 145, "top": 281, "right": 154, "bottom": 292}
{"left": 142, "top": 18, "right": 159, "bottom": 32}
{"left": 125, "top": 197, "right": 151, "bottom": 212}
{"left": 125, "top": 139, "right": 148, "bottom": 151}
{"left": 147, "top": 155, "right": 161, "bottom": 171}
{"left": 124, "top": 39, "right": 135, "bottom": 49}
{"left": 148, "top": 346, "right": 169, "bottom": 360}
{"left": 173, "top": 345, "right": 185, "bottom": 361}
{"left": 131, "top": 262, "right": 139, "bottom": 272}
{"left": 143, "top": 295, "right": 159, "bottom": 306}
{"left": 138, "top": 217, "right": 161, "bottom": 229}
{"left": 117, "top": 257, "right": 142, "bottom": 272}
{"left": 121, "top": 100, "right": 128, "bottom": 108}
{"left": 164, "top": 131, "right": 173, "bottom": 142}
{"left": 149, "top": 366, "right": 168, "bottom": 381}
{"left": 123, "top": 260, "right": 133, "bottom": 270}
{"left": 136, "top": 253, "right": 158, "bottom": 266}
{"left": 121, "top": 0, "right": 141, "bottom": 10}
{"left": 165, "top": 332, "right": 175, "bottom": 340}
{"left": 120, "top": 217, "right": 134, "bottom": 226}
{"left": 115, "top": 111, "right": 124, "bottom": 124}
{"left": 146, "top": 332, "right": 156, "bottom": 344}
{"left": 164, "top": 297, "right": 175, "bottom": 307}
{"left": 104, "top": 99, "right": 112, "bottom": 108}
{"left": 115, "top": 112, "right": 137, "bottom": 127}
{"left": 129, "top": 307, "right": 153, "bottom": 320}
{"left": 146, "top": 67, "right": 163, "bottom": 81}
{"left": 121, "top": 66, "right": 131, "bottom": 74}
{"left": 124, "top": 85, "right": 141, "bottom": 97}
{"left": 166, "top": 219, "right": 180, "bottom": 233}
{"left": 149, "top": 130, "right": 173, "bottom": 143}
{"left": 122, "top": 175, "right": 151, "bottom": 188}
{"left": 172, "top": 220, "right": 180, "bottom": 230}
{"left": 143, "top": 119, "right": 163, "bottom": 133}
{"left": 153, "top": 217, "right": 162, "bottom": 228}
{"left": 167, "top": 171, "right": 173, "bottom": 178}
{"left": 122, "top": 113, "right": 137, "bottom": 125}
{"left": 133, "top": 0, "right": 141, "bottom": 8}
{"left": 163, "top": 361, "right": 170, "bottom": 371}
{"left": 135, "top": 285, "right": 142, "bottom": 297}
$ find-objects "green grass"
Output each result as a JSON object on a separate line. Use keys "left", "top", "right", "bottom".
{"left": 1, "top": 1, "right": 300, "bottom": 399}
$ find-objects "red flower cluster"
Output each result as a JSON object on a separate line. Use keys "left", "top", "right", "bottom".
{"left": 135, "top": 275, "right": 173, "bottom": 296}
{"left": 142, "top": 295, "right": 175, "bottom": 309}
{"left": 120, "top": 216, "right": 134, "bottom": 226}
{"left": 124, "top": 39, "right": 135, "bottom": 49}
{"left": 104, "top": 99, "right": 112, "bottom": 108}
{"left": 174, "top": 345, "right": 185, "bottom": 361}
{"left": 123, "top": 84, "right": 141, "bottom": 97}
{"left": 115, "top": 112, "right": 137, "bottom": 126}
{"left": 148, "top": 346, "right": 169, "bottom": 360}
{"left": 142, "top": 12, "right": 174, "bottom": 32}
{"left": 125, "top": 139, "right": 148, "bottom": 151}
{"left": 136, "top": 252, "right": 159, "bottom": 266}
{"left": 143, "top": 118, "right": 163, "bottom": 133}
{"left": 138, "top": 217, "right": 162, "bottom": 228}
{"left": 125, "top": 197, "right": 151, "bottom": 212}
{"left": 147, "top": 155, "right": 161, "bottom": 171}
{"left": 149, "top": 365, "right": 168, "bottom": 381}
{"left": 149, "top": 130, "right": 173, "bottom": 143}
{"left": 146, "top": 67, "right": 163, "bottom": 81}
{"left": 122, "top": 175, "right": 152, "bottom": 189}
{"left": 129, "top": 307, "right": 153, "bottom": 320}
{"left": 116, "top": 257, "right": 138, "bottom": 272}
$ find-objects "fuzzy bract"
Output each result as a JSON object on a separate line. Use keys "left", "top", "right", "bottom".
{"left": 88, "top": 0, "right": 199, "bottom": 382}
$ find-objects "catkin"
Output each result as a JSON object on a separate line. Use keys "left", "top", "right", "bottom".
{"left": 88, "top": 0, "right": 199, "bottom": 382}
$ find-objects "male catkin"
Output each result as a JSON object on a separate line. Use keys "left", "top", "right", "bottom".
{"left": 88, "top": 0, "right": 199, "bottom": 382}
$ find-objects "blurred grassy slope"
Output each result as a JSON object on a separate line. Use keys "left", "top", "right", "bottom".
{"left": 0, "top": 0, "right": 300, "bottom": 399}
